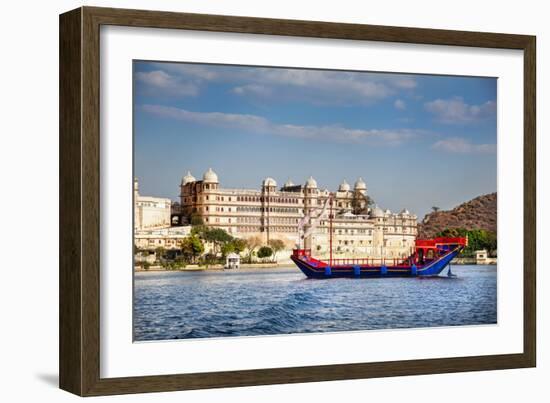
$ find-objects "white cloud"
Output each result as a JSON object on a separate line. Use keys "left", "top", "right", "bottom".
{"left": 424, "top": 97, "right": 496, "bottom": 124}
{"left": 141, "top": 63, "right": 418, "bottom": 105}
{"left": 394, "top": 99, "right": 406, "bottom": 110}
{"left": 228, "top": 69, "right": 396, "bottom": 105}
{"left": 258, "top": 69, "right": 392, "bottom": 98}
{"left": 142, "top": 104, "right": 425, "bottom": 146}
{"left": 142, "top": 104, "right": 270, "bottom": 131}
{"left": 391, "top": 77, "right": 417, "bottom": 89}
{"left": 150, "top": 63, "right": 220, "bottom": 80}
{"left": 231, "top": 84, "right": 273, "bottom": 97}
{"left": 135, "top": 70, "right": 199, "bottom": 97}
{"left": 431, "top": 137, "right": 496, "bottom": 154}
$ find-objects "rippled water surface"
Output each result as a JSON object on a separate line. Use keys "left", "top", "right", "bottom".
{"left": 134, "top": 265, "right": 497, "bottom": 341}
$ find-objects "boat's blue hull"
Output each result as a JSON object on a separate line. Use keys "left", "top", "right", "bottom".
{"left": 291, "top": 247, "right": 461, "bottom": 279}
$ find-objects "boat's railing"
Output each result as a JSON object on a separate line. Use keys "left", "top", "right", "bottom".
{"left": 294, "top": 243, "right": 463, "bottom": 267}
{"left": 329, "top": 257, "right": 413, "bottom": 267}
{"left": 329, "top": 245, "right": 462, "bottom": 267}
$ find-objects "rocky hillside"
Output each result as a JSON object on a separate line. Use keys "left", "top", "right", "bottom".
{"left": 418, "top": 193, "right": 497, "bottom": 239}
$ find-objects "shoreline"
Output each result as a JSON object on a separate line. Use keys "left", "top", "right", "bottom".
{"left": 135, "top": 261, "right": 294, "bottom": 272}
{"left": 451, "top": 258, "right": 497, "bottom": 265}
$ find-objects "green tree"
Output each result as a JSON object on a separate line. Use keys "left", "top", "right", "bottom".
{"left": 200, "top": 253, "right": 218, "bottom": 267}
{"left": 221, "top": 242, "right": 235, "bottom": 257}
{"left": 436, "top": 227, "right": 497, "bottom": 257}
{"left": 268, "top": 239, "right": 285, "bottom": 262}
{"left": 257, "top": 246, "right": 273, "bottom": 261}
{"left": 154, "top": 246, "right": 166, "bottom": 262}
{"left": 431, "top": 206, "right": 441, "bottom": 212}
{"left": 232, "top": 238, "right": 247, "bottom": 254}
{"left": 485, "top": 231, "right": 497, "bottom": 256}
{"left": 191, "top": 224, "right": 208, "bottom": 238}
{"left": 205, "top": 228, "right": 233, "bottom": 244}
{"left": 245, "top": 236, "right": 262, "bottom": 263}
{"left": 180, "top": 235, "right": 204, "bottom": 263}
{"left": 351, "top": 191, "right": 375, "bottom": 215}
{"left": 190, "top": 213, "right": 204, "bottom": 226}
{"left": 203, "top": 228, "right": 233, "bottom": 255}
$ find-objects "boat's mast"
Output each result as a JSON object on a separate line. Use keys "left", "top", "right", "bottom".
{"left": 329, "top": 194, "right": 333, "bottom": 266}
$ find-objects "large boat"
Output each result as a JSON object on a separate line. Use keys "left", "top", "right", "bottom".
{"left": 291, "top": 237, "right": 468, "bottom": 279}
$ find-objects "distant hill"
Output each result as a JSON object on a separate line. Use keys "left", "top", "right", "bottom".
{"left": 418, "top": 193, "right": 497, "bottom": 239}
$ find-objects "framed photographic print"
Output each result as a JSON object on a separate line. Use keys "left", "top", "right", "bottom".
{"left": 59, "top": 6, "right": 536, "bottom": 396}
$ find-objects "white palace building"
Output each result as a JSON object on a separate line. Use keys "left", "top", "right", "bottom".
{"left": 134, "top": 178, "right": 171, "bottom": 230}
{"left": 133, "top": 178, "right": 191, "bottom": 252}
{"left": 177, "top": 168, "right": 418, "bottom": 259}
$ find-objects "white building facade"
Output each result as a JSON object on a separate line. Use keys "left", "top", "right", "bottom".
{"left": 179, "top": 169, "right": 418, "bottom": 259}
{"left": 134, "top": 226, "right": 192, "bottom": 250}
{"left": 134, "top": 178, "right": 171, "bottom": 230}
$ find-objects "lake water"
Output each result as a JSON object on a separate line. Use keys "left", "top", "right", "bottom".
{"left": 134, "top": 265, "right": 497, "bottom": 341}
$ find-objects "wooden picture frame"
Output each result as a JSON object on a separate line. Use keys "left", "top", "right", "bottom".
{"left": 59, "top": 6, "right": 536, "bottom": 396}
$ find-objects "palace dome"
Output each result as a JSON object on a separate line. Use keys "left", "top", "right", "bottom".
{"left": 263, "top": 177, "right": 277, "bottom": 187}
{"left": 182, "top": 171, "right": 196, "bottom": 185}
{"left": 203, "top": 168, "right": 218, "bottom": 183}
{"left": 305, "top": 176, "right": 318, "bottom": 188}
{"left": 339, "top": 180, "right": 351, "bottom": 192}
{"left": 371, "top": 206, "right": 384, "bottom": 217}
{"left": 284, "top": 179, "right": 295, "bottom": 187}
{"left": 354, "top": 177, "right": 367, "bottom": 190}
{"left": 400, "top": 208, "right": 410, "bottom": 216}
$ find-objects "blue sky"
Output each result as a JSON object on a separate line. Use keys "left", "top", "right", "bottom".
{"left": 134, "top": 61, "right": 497, "bottom": 219}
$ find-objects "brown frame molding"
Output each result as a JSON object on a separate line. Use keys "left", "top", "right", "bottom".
{"left": 59, "top": 6, "right": 536, "bottom": 396}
